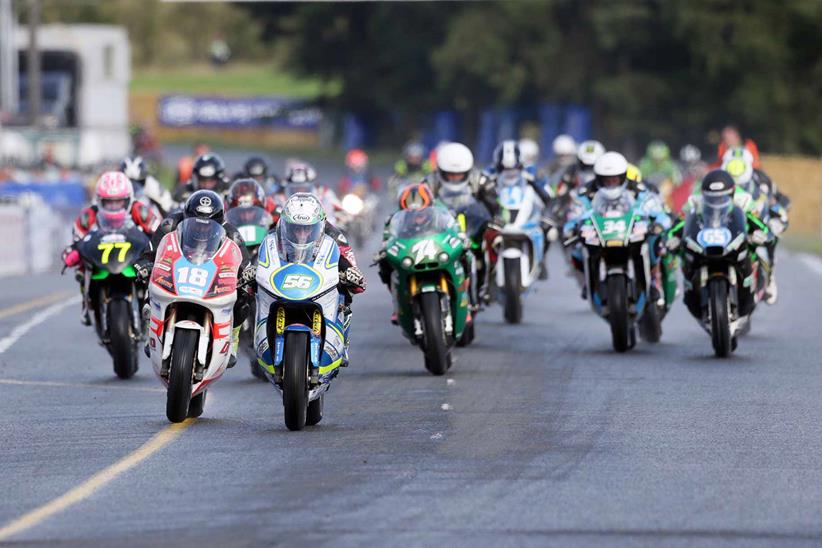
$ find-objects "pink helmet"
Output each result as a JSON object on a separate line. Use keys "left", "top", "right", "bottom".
{"left": 95, "top": 171, "right": 134, "bottom": 229}
{"left": 345, "top": 149, "right": 369, "bottom": 172}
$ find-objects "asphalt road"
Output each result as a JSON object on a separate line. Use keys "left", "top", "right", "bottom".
{"left": 2, "top": 229, "right": 822, "bottom": 547}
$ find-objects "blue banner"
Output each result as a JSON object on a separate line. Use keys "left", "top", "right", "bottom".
{"left": 0, "top": 181, "right": 87, "bottom": 208}
{"left": 157, "top": 95, "right": 323, "bottom": 130}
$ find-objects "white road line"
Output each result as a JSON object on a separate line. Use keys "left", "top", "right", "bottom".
{"left": 0, "top": 379, "right": 163, "bottom": 393}
{"left": 798, "top": 253, "right": 822, "bottom": 276}
{"left": 0, "top": 296, "right": 81, "bottom": 355}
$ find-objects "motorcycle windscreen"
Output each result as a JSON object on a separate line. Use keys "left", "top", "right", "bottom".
{"left": 591, "top": 190, "right": 635, "bottom": 215}
{"left": 226, "top": 206, "right": 272, "bottom": 246}
{"left": 277, "top": 219, "right": 324, "bottom": 264}
{"left": 701, "top": 193, "right": 733, "bottom": 229}
{"left": 388, "top": 207, "right": 456, "bottom": 239}
{"left": 177, "top": 218, "right": 226, "bottom": 266}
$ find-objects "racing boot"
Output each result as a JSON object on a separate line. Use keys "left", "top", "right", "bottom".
{"left": 340, "top": 303, "right": 352, "bottom": 367}
{"left": 765, "top": 271, "right": 778, "bottom": 305}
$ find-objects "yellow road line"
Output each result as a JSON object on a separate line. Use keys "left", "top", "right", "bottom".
{"left": 0, "top": 379, "right": 164, "bottom": 393}
{"left": 0, "top": 291, "right": 73, "bottom": 321}
{"left": 0, "top": 420, "right": 193, "bottom": 541}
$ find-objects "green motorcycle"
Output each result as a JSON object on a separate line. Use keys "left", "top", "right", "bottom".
{"left": 382, "top": 205, "right": 472, "bottom": 375}
{"left": 226, "top": 205, "right": 273, "bottom": 380}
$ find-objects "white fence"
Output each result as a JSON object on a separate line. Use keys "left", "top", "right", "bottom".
{"left": 0, "top": 195, "right": 69, "bottom": 277}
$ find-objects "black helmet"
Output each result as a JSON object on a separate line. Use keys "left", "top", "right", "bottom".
{"left": 120, "top": 156, "right": 148, "bottom": 184}
{"left": 243, "top": 156, "right": 269, "bottom": 180}
{"left": 227, "top": 178, "right": 266, "bottom": 209}
{"left": 184, "top": 189, "right": 225, "bottom": 223}
{"left": 492, "top": 140, "right": 521, "bottom": 172}
{"left": 701, "top": 169, "right": 735, "bottom": 196}
{"left": 192, "top": 154, "right": 226, "bottom": 190}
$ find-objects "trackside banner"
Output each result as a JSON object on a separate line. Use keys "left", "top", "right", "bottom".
{"left": 157, "top": 95, "right": 323, "bottom": 130}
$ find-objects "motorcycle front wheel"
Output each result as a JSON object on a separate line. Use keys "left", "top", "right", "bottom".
{"left": 420, "top": 291, "right": 450, "bottom": 375}
{"left": 709, "top": 278, "right": 732, "bottom": 358}
{"left": 109, "top": 298, "right": 138, "bottom": 380}
{"left": 607, "top": 275, "right": 630, "bottom": 352}
{"left": 167, "top": 329, "right": 197, "bottom": 423}
{"left": 282, "top": 331, "right": 309, "bottom": 431}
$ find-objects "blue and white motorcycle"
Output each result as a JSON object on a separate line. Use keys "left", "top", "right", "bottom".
{"left": 489, "top": 171, "right": 546, "bottom": 323}
{"left": 254, "top": 224, "right": 349, "bottom": 431}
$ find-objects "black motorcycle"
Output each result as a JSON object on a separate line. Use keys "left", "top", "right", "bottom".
{"left": 75, "top": 224, "right": 150, "bottom": 378}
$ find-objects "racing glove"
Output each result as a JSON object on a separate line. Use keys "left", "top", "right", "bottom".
{"left": 341, "top": 266, "right": 366, "bottom": 294}
{"left": 133, "top": 259, "right": 152, "bottom": 284}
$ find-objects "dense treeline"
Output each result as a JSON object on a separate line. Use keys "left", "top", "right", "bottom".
{"left": 37, "top": 0, "right": 822, "bottom": 154}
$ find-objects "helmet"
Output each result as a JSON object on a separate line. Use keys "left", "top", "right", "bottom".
{"left": 226, "top": 178, "right": 266, "bottom": 209}
{"left": 403, "top": 142, "right": 425, "bottom": 169}
{"left": 593, "top": 151, "right": 628, "bottom": 200}
{"left": 577, "top": 140, "right": 605, "bottom": 168}
{"left": 192, "top": 154, "right": 226, "bottom": 190}
{"left": 278, "top": 193, "right": 326, "bottom": 262}
{"left": 721, "top": 147, "right": 754, "bottom": 188}
{"left": 493, "top": 140, "right": 521, "bottom": 172}
{"left": 284, "top": 162, "right": 318, "bottom": 196}
{"left": 647, "top": 140, "right": 671, "bottom": 162}
{"left": 626, "top": 163, "right": 642, "bottom": 183}
{"left": 518, "top": 138, "right": 539, "bottom": 166}
{"left": 398, "top": 183, "right": 434, "bottom": 210}
{"left": 346, "top": 149, "right": 369, "bottom": 172}
{"left": 700, "top": 170, "right": 735, "bottom": 227}
{"left": 95, "top": 171, "right": 134, "bottom": 230}
{"left": 679, "top": 144, "right": 701, "bottom": 164}
{"left": 184, "top": 189, "right": 225, "bottom": 224}
{"left": 436, "top": 142, "right": 474, "bottom": 190}
{"left": 552, "top": 134, "right": 577, "bottom": 157}
{"left": 243, "top": 156, "right": 268, "bottom": 181}
{"left": 120, "top": 156, "right": 148, "bottom": 185}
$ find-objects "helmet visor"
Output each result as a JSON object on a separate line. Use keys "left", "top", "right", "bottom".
{"left": 702, "top": 192, "right": 732, "bottom": 229}
{"left": 278, "top": 220, "right": 323, "bottom": 263}
{"left": 178, "top": 218, "right": 226, "bottom": 265}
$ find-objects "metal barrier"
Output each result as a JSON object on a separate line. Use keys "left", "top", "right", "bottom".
{"left": 0, "top": 194, "right": 69, "bottom": 277}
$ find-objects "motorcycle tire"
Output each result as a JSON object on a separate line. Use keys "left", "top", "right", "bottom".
{"left": 109, "top": 298, "right": 137, "bottom": 380}
{"left": 607, "top": 275, "right": 631, "bottom": 352}
{"left": 167, "top": 329, "right": 197, "bottom": 423}
{"left": 503, "top": 257, "right": 522, "bottom": 324}
{"left": 709, "top": 278, "right": 732, "bottom": 358}
{"left": 638, "top": 301, "right": 663, "bottom": 344}
{"left": 283, "top": 331, "right": 309, "bottom": 431}
{"left": 420, "top": 291, "right": 450, "bottom": 376}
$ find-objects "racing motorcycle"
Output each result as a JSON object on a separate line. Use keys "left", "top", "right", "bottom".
{"left": 337, "top": 189, "right": 377, "bottom": 249}
{"left": 226, "top": 205, "right": 274, "bottom": 380}
{"left": 381, "top": 205, "right": 472, "bottom": 374}
{"left": 572, "top": 190, "right": 661, "bottom": 352}
{"left": 681, "top": 202, "right": 762, "bottom": 357}
{"left": 255, "top": 226, "right": 349, "bottom": 431}
{"left": 74, "top": 220, "right": 150, "bottom": 379}
{"left": 486, "top": 170, "right": 545, "bottom": 324}
{"left": 147, "top": 218, "right": 243, "bottom": 422}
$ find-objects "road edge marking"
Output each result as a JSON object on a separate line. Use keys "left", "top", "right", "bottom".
{"left": 0, "top": 296, "right": 81, "bottom": 355}
{"left": 0, "top": 379, "right": 164, "bottom": 393}
{"left": 0, "top": 420, "right": 193, "bottom": 541}
{"left": 0, "top": 291, "right": 73, "bottom": 321}
{"left": 798, "top": 253, "right": 822, "bottom": 276}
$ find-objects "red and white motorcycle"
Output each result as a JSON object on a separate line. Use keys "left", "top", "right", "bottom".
{"left": 147, "top": 218, "right": 242, "bottom": 422}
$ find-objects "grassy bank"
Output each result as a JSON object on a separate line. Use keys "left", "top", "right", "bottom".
{"left": 130, "top": 63, "right": 338, "bottom": 98}
{"left": 784, "top": 234, "right": 822, "bottom": 256}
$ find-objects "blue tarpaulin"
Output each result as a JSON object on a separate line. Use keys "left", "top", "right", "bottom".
{"left": 157, "top": 95, "right": 322, "bottom": 129}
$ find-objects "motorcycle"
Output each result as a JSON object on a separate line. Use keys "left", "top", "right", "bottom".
{"left": 382, "top": 206, "right": 471, "bottom": 374}
{"left": 255, "top": 226, "right": 348, "bottom": 430}
{"left": 74, "top": 220, "right": 150, "bottom": 379}
{"left": 226, "top": 205, "right": 274, "bottom": 381}
{"left": 573, "top": 190, "right": 660, "bottom": 352}
{"left": 681, "top": 202, "right": 761, "bottom": 357}
{"left": 147, "top": 218, "right": 243, "bottom": 422}
{"left": 337, "top": 188, "right": 377, "bottom": 249}
{"left": 487, "top": 171, "right": 545, "bottom": 324}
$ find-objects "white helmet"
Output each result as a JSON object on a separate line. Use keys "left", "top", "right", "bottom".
{"left": 594, "top": 151, "right": 628, "bottom": 200}
{"left": 577, "top": 140, "right": 605, "bottom": 168}
{"left": 436, "top": 142, "right": 474, "bottom": 190}
{"left": 721, "top": 147, "right": 754, "bottom": 187}
{"left": 552, "top": 134, "right": 577, "bottom": 157}
{"left": 518, "top": 138, "right": 539, "bottom": 167}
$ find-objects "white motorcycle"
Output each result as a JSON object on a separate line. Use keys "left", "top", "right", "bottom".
{"left": 147, "top": 218, "right": 243, "bottom": 423}
{"left": 255, "top": 226, "right": 349, "bottom": 431}
{"left": 489, "top": 171, "right": 545, "bottom": 324}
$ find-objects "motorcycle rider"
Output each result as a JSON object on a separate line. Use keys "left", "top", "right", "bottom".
{"left": 172, "top": 153, "right": 230, "bottom": 205}
{"left": 242, "top": 156, "right": 281, "bottom": 194}
{"left": 712, "top": 125, "right": 761, "bottom": 169}
{"left": 518, "top": 138, "right": 541, "bottom": 171}
{"left": 546, "top": 134, "right": 578, "bottom": 178}
{"left": 638, "top": 140, "right": 682, "bottom": 195}
{"left": 226, "top": 178, "right": 276, "bottom": 230}
{"left": 63, "top": 171, "right": 160, "bottom": 324}
{"left": 721, "top": 147, "right": 786, "bottom": 304}
{"left": 393, "top": 141, "right": 431, "bottom": 180}
{"left": 120, "top": 155, "right": 175, "bottom": 216}
{"left": 282, "top": 161, "right": 343, "bottom": 224}
{"left": 135, "top": 189, "right": 254, "bottom": 368}
{"left": 339, "top": 148, "right": 381, "bottom": 195}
